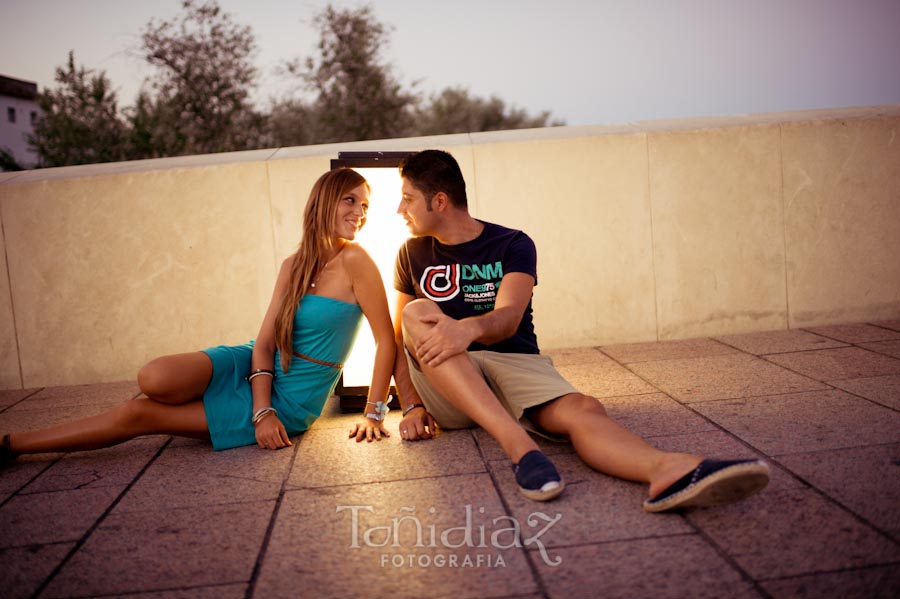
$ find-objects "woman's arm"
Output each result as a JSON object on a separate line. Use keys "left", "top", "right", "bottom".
{"left": 250, "top": 257, "right": 294, "bottom": 449}
{"left": 344, "top": 244, "right": 396, "bottom": 442}
{"left": 393, "top": 292, "right": 438, "bottom": 441}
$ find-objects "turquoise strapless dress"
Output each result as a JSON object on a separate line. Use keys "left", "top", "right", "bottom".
{"left": 201, "top": 294, "right": 363, "bottom": 450}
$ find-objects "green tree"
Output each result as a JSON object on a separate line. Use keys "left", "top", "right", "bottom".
{"left": 0, "top": 147, "right": 24, "bottom": 172}
{"left": 273, "top": 4, "right": 562, "bottom": 146}
{"left": 266, "top": 99, "right": 319, "bottom": 148}
{"left": 136, "top": 0, "right": 265, "bottom": 156}
{"left": 29, "top": 51, "right": 128, "bottom": 167}
{"left": 125, "top": 91, "right": 175, "bottom": 159}
{"left": 283, "top": 4, "right": 417, "bottom": 144}
{"left": 414, "top": 86, "right": 563, "bottom": 135}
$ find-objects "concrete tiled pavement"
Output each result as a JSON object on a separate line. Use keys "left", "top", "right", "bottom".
{"left": 2, "top": 322, "right": 900, "bottom": 599}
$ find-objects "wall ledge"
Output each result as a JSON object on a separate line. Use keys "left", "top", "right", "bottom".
{"left": 3, "top": 104, "right": 896, "bottom": 186}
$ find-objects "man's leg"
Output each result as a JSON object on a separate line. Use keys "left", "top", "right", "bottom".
{"left": 402, "top": 299, "right": 538, "bottom": 463}
{"left": 528, "top": 393, "right": 703, "bottom": 498}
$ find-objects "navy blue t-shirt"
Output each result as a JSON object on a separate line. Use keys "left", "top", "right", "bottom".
{"left": 393, "top": 221, "right": 540, "bottom": 354}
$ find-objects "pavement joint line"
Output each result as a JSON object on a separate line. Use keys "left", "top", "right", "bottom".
{"left": 798, "top": 327, "right": 900, "bottom": 345}
{"left": 770, "top": 439, "right": 900, "bottom": 457}
{"left": 93, "top": 496, "right": 283, "bottom": 516}
{"left": 244, "top": 436, "right": 302, "bottom": 599}
{"left": 762, "top": 462, "right": 900, "bottom": 547}
{"left": 749, "top": 451, "right": 896, "bottom": 532}
{"left": 753, "top": 559, "right": 900, "bottom": 583}
{"left": 282, "top": 468, "right": 492, "bottom": 492}
{"left": 31, "top": 436, "right": 174, "bottom": 599}
{"left": 89, "top": 581, "right": 249, "bottom": 598}
{"left": 0, "top": 456, "right": 62, "bottom": 509}
{"left": 758, "top": 561, "right": 900, "bottom": 584}
{"left": 601, "top": 356, "right": 856, "bottom": 527}
{"left": 471, "top": 428, "right": 551, "bottom": 599}
{"left": 822, "top": 380, "right": 900, "bottom": 406}
{"left": 761, "top": 346, "right": 855, "bottom": 356}
{"left": 684, "top": 511, "right": 775, "bottom": 599}
{"left": 525, "top": 531, "right": 699, "bottom": 552}
{"left": 612, "top": 361, "right": 775, "bottom": 452}
{"left": 0, "top": 387, "right": 43, "bottom": 414}
{"left": 754, "top": 353, "right": 900, "bottom": 413}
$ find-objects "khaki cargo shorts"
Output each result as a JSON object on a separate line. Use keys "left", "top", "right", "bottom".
{"left": 405, "top": 349, "right": 577, "bottom": 439}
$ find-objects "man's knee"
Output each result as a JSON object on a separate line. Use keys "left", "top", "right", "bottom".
{"left": 402, "top": 298, "right": 440, "bottom": 321}
{"left": 401, "top": 298, "right": 441, "bottom": 342}
{"left": 562, "top": 392, "right": 608, "bottom": 416}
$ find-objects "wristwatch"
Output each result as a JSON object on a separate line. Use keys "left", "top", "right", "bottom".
{"left": 402, "top": 403, "right": 425, "bottom": 416}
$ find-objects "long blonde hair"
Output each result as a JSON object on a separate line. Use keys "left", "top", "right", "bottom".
{"left": 274, "top": 168, "right": 369, "bottom": 371}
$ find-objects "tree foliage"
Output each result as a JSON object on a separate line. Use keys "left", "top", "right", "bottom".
{"left": 266, "top": 99, "right": 319, "bottom": 148}
{"left": 285, "top": 4, "right": 417, "bottom": 144}
{"left": 137, "top": 0, "right": 265, "bottom": 156}
{"left": 29, "top": 51, "right": 128, "bottom": 167}
{"left": 0, "top": 147, "right": 24, "bottom": 172}
{"left": 28, "top": 1, "right": 564, "bottom": 167}
{"left": 415, "top": 86, "right": 563, "bottom": 135}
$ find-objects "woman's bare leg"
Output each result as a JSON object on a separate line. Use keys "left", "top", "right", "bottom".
{"left": 9, "top": 398, "right": 210, "bottom": 453}
{"left": 138, "top": 352, "right": 213, "bottom": 404}
{"left": 7, "top": 352, "right": 214, "bottom": 454}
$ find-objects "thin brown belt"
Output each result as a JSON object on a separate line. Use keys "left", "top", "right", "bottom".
{"left": 292, "top": 351, "right": 343, "bottom": 369}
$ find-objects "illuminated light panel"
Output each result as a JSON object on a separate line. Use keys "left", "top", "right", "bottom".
{"left": 342, "top": 167, "right": 410, "bottom": 387}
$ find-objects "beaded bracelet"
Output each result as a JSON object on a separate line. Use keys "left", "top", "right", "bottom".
{"left": 365, "top": 400, "right": 390, "bottom": 421}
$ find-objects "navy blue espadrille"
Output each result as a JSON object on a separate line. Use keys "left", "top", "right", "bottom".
{"left": 513, "top": 450, "right": 565, "bottom": 501}
{"left": 1, "top": 434, "right": 18, "bottom": 464}
{"left": 643, "top": 458, "right": 770, "bottom": 513}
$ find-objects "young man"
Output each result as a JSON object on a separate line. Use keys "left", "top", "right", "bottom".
{"left": 391, "top": 149, "right": 769, "bottom": 510}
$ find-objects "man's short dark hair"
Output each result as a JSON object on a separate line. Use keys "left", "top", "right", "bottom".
{"left": 399, "top": 150, "right": 468, "bottom": 210}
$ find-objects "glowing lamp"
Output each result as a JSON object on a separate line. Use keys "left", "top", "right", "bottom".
{"left": 330, "top": 152, "right": 411, "bottom": 410}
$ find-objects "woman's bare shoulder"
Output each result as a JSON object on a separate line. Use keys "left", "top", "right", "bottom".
{"left": 341, "top": 242, "right": 375, "bottom": 266}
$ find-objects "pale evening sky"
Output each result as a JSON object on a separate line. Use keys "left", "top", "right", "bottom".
{"left": 2, "top": 0, "right": 899, "bottom": 127}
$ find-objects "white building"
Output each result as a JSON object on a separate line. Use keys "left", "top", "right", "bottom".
{"left": 0, "top": 75, "right": 39, "bottom": 169}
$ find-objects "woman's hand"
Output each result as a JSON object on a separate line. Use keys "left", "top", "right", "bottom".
{"left": 255, "top": 414, "right": 292, "bottom": 450}
{"left": 349, "top": 418, "right": 391, "bottom": 443}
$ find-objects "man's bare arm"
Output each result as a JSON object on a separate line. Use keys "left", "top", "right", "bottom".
{"left": 414, "top": 272, "right": 535, "bottom": 367}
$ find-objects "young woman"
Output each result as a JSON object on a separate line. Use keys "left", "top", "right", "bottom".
{"left": 1, "top": 167, "right": 395, "bottom": 460}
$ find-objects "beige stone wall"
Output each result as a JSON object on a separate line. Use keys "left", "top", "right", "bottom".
{"left": 1, "top": 106, "right": 897, "bottom": 389}
{"left": 782, "top": 117, "right": 900, "bottom": 327}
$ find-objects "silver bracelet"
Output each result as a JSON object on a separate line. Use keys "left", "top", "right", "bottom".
{"left": 252, "top": 406, "right": 277, "bottom": 424}
{"left": 247, "top": 371, "right": 274, "bottom": 383}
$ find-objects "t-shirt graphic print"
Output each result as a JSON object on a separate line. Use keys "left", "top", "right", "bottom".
{"left": 394, "top": 221, "right": 540, "bottom": 354}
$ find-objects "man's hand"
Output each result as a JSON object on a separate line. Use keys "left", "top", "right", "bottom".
{"left": 254, "top": 415, "right": 292, "bottom": 450}
{"left": 399, "top": 407, "right": 438, "bottom": 441}
{"left": 348, "top": 418, "right": 391, "bottom": 443}
{"left": 414, "top": 312, "right": 476, "bottom": 368}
